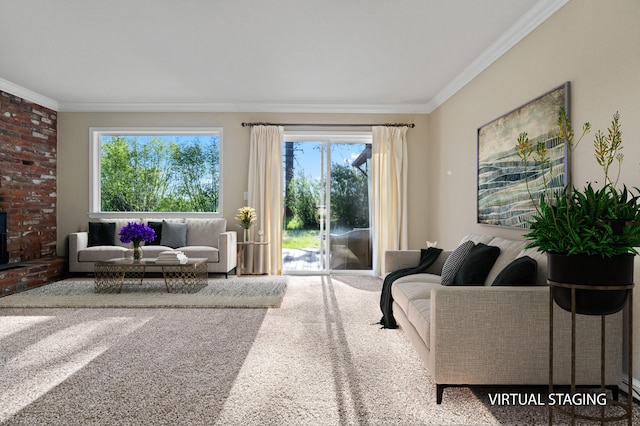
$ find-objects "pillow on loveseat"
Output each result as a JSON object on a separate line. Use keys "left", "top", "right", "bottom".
{"left": 454, "top": 243, "right": 500, "bottom": 285}
{"left": 146, "top": 221, "right": 163, "bottom": 246}
{"left": 88, "top": 222, "right": 115, "bottom": 247}
{"left": 161, "top": 220, "right": 188, "bottom": 248}
{"left": 441, "top": 240, "right": 475, "bottom": 286}
{"left": 491, "top": 256, "right": 538, "bottom": 286}
{"left": 185, "top": 218, "right": 226, "bottom": 248}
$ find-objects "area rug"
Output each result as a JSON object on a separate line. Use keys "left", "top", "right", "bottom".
{"left": 0, "top": 276, "right": 288, "bottom": 309}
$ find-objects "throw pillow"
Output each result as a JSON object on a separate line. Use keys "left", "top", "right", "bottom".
{"left": 88, "top": 222, "right": 116, "bottom": 247}
{"left": 454, "top": 243, "right": 501, "bottom": 286}
{"left": 160, "top": 220, "right": 187, "bottom": 249}
{"left": 491, "top": 256, "right": 538, "bottom": 286}
{"left": 146, "top": 221, "right": 163, "bottom": 246}
{"left": 185, "top": 218, "right": 226, "bottom": 247}
{"left": 440, "top": 240, "right": 475, "bottom": 286}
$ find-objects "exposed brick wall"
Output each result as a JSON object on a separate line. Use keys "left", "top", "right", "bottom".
{"left": 0, "top": 90, "right": 58, "bottom": 262}
{"left": 0, "top": 257, "right": 67, "bottom": 296}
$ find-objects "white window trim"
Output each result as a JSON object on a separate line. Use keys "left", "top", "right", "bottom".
{"left": 89, "top": 127, "right": 224, "bottom": 219}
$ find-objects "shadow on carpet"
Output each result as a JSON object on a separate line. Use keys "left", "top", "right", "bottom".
{"left": 331, "top": 274, "right": 382, "bottom": 292}
{"left": 0, "top": 276, "right": 288, "bottom": 308}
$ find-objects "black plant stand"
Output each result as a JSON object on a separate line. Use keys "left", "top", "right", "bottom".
{"left": 548, "top": 280, "right": 634, "bottom": 425}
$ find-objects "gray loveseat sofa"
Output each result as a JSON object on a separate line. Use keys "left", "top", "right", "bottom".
{"left": 69, "top": 218, "right": 237, "bottom": 276}
{"left": 385, "top": 233, "right": 623, "bottom": 404}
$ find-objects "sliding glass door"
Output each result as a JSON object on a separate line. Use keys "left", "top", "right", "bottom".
{"left": 282, "top": 141, "right": 327, "bottom": 272}
{"left": 282, "top": 133, "right": 372, "bottom": 274}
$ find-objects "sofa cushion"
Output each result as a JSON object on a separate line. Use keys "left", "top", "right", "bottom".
{"left": 179, "top": 246, "right": 220, "bottom": 263}
{"left": 146, "top": 221, "right": 163, "bottom": 246}
{"left": 492, "top": 256, "right": 538, "bottom": 286}
{"left": 392, "top": 280, "right": 440, "bottom": 314}
{"left": 460, "top": 233, "right": 495, "bottom": 245}
{"left": 485, "top": 237, "right": 528, "bottom": 285}
{"left": 454, "top": 243, "right": 500, "bottom": 286}
{"left": 161, "top": 220, "right": 188, "bottom": 248}
{"left": 88, "top": 222, "right": 115, "bottom": 247}
{"left": 185, "top": 218, "right": 226, "bottom": 248}
{"left": 78, "top": 246, "right": 130, "bottom": 262}
{"left": 441, "top": 240, "right": 475, "bottom": 286}
{"left": 140, "top": 245, "right": 174, "bottom": 257}
{"left": 517, "top": 248, "right": 548, "bottom": 286}
{"left": 393, "top": 273, "right": 442, "bottom": 286}
{"left": 407, "top": 299, "right": 431, "bottom": 349}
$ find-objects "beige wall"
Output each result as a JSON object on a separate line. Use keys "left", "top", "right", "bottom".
{"left": 428, "top": 0, "right": 640, "bottom": 249}
{"left": 428, "top": 0, "right": 640, "bottom": 380}
{"left": 57, "top": 111, "right": 429, "bottom": 253}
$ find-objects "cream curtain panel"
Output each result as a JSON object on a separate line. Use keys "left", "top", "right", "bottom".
{"left": 371, "top": 126, "right": 409, "bottom": 276}
{"left": 247, "top": 125, "right": 284, "bottom": 275}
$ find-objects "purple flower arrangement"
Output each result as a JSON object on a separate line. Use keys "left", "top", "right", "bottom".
{"left": 119, "top": 222, "right": 156, "bottom": 246}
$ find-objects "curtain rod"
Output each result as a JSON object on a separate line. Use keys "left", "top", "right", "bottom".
{"left": 241, "top": 122, "right": 415, "bottom": 128}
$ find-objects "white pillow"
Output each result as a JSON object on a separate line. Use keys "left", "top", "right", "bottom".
{"left": 185, "top": 219, "right": 226, "bottom": 248}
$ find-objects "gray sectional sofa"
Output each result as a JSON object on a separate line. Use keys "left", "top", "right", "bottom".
{"left": 385, "top": 233, "right": 623, "bottom": 404}
{"left": 69, "top": 218, "right": 237, "bottom": 276}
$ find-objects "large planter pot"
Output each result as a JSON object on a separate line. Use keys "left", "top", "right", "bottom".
{"left": 547, "top": 252, "right": 633, "bottom": 315}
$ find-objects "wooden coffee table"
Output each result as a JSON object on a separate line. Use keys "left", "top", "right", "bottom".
{"left": 94, "top": 258, "right": 208, "bottom": 293}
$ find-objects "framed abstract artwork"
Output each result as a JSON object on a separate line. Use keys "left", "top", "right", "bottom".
{"left": 477, "top": 82, "right": 569, "bottom": 228}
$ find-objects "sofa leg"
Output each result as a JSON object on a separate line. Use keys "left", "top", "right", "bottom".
{"left": 607, "top": 384, "right": 619, "bottom": 400}
{"left": 436, "top": 384, "right": 445, "bottom": 404}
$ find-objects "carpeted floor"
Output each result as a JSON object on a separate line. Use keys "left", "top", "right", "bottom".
{"left": 0, "top": 275, "right": 638, "bottom": 425}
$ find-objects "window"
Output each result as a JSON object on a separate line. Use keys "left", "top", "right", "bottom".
{"left": 90, "top": 128, "right": 222, "bottom": 217}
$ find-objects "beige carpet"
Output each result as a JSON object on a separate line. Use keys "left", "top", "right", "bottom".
{"left": 0, "top": 276, "right": 288, "bottom": 308}
{"left": 0, "top": 275, "right": 637, "bottom": 425}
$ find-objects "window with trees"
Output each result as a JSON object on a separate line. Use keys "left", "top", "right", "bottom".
{"left": 90, "top": 128, "right": 222, "bottom": 216}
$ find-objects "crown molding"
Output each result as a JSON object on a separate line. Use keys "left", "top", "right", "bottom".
{"left": 425, "top": 0, "right": 569, "bottom": 113}
{"left": 56, "top": 101, "right": 431, "bottom": 114}
{"left": 0, "top": 78, "right": 59, "bottom": 111}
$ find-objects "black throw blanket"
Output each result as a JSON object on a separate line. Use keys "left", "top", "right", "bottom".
{"left": 379, "top": 247, "right": 443, "bottom": 329}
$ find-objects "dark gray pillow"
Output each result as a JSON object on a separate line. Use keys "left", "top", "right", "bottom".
{"left": 440, "top": 240, "right": 475, "bottom": 286}
{"left": 88, "top": 222, "right": 115, "bottom": 247}
{"left": 160, "top": 221, "right": 187, "bottom": 249}
{"left": 454, "top": 243, "right": 500, "bottom": 286}
{"left": 492, "top": 256, "right": 538, "bottom": 286}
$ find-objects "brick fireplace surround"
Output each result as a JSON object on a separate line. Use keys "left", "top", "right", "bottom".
{"left": 0, "top": 90, "right": 67, "bottom": 296}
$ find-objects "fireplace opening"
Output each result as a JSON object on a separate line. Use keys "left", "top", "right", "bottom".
{"left": 0, "top": 212, "right": 26, "bottom": 272}
{"left": 0, "top": 212, "right": 8, "bottom": 265}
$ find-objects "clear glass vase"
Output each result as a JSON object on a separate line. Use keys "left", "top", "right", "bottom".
{"left": 133, "top": 244, "right": 142, "bottom": 262}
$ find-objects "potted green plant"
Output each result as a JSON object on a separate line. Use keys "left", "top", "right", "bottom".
{"left": 517, "top": 109, "right": 640, "bottom": 315}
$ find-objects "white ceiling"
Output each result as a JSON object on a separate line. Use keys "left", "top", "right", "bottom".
{"left": 0, "top": 0, "right": 568, "bottom": 113}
